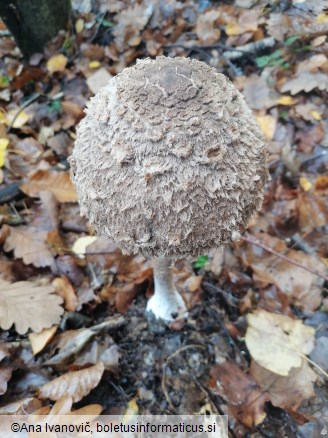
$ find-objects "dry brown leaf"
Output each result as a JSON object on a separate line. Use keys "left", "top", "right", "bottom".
{"left": 113, "top": 2, "right": 154, "bottom": 51}
{"left": 0, "top": 279, "right": 63, "bottom": 334}
{"left": 250, "top": 359, "right": 316, "bottom": 411}
{"left": 21, "top": 170, "right": 77, "bottom": 203}
{"left": 45, "top": 317, "right": 125, "bottom": 366}
{"left": 4, "top": 226, "right": 55, "bottom": 268}
{"left": 242, "top": 74, "right": 279, "bottom": 110}
{"left": 86, "top": 68, "right": 112, "bottom": 94}
{"left": 52, "top": 277, "right": 78, "bottom": 312}
{"left": 281, "top": 72, "right": 328, "bottom": 95}
{"left": 245, "top": 309, "right": 315, "bottom": 376}
{"left": 29, "top": 326, "right": 58, "bottom": 356}
{"left": 225, "top": 10, "right": 259, "bottom": 36}
{"left": 240, "top": 233, "right": 326, "bottom": 311}
{"left": 196, "top": 10, "right": 221, "bottom": 44}
{"left": 0, "top": 397, "right": 42, "bottom": 415}
{"left": 37, "top": 362, "right": 105, "bottom": 402}
{"left": 210, "top": 361, "right": 270, "bottom": 427}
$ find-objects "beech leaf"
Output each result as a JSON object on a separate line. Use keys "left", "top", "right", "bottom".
{"left": 37, "top": 362, "right": 105, "bottom": 402}
{"left": 245, "top": 309, "right": 315, "bottom": 376}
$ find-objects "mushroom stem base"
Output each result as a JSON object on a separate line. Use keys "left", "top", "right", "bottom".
{"left": 146, "top": 256, "right": 188, "bottom": 322}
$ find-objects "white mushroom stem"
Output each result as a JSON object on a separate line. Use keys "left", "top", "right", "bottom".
{"left": 146, "top": 256, "right": 188, "bottom": 322}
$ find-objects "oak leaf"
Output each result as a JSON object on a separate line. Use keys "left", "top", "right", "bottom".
{"left": 21, "top": 170, "right": 77, "bottom": 203}
{"left": 245, "top": 310, "right": 315, "bottom": 376}
{"left": 37, "top": 362, "right": 105, "bottom": 402}
{"left": 4, "top": 226, "right": 55, "bottom": 268}
{"left": 0, "top": 280, "right": 63, "bottom": 334}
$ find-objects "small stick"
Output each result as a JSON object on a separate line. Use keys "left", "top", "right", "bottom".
{"left": 241, "top": 234, "right": 328, "bottom": 283}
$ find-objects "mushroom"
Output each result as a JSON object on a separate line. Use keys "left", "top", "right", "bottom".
{"left": 69, "top": 56, "right": 269, "bottom": 322}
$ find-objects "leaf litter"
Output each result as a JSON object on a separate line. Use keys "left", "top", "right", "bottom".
{"left": 0, "top": 0, "right": 327, "bottom": 435}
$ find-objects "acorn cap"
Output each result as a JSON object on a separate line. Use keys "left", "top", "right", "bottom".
{"left": 70, "top": 56, "right": 269, "bottom": 260}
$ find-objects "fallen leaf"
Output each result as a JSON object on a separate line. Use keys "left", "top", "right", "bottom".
{"left": 89, "top": 61, "right": 101, "bottom": 69}
{"left": 47, "top": 54, "right": 68, "bottom": 74}
{"left": 29, "top": 326, "right": 58, "bottom": 356}
{"left": 277, "top": 96, "right": 298, "bottom": 106}
{"left": 299, "top": 176, "right": 312, "bottom": 192}
{"left": 240, "top": 233, "right": 326, "bottom": 311}
{"left": 243, "top": 74, "right": 279, "bottom": 110}
{"left": 225, "top": 10, "right": 259, "bottom": 36}
{"left": 0, "top": 279, "right": 63, "bottom": 334}
{"left": 37, "top": 362, "right": 105, "bottom": 402}
{"left": 210, "top": 361, "right": 269, "bottom": 427}
{"left": 250, "top": 359, "right": 316, "bottom": 410}
{"left": 2, "top": 109, "right": 30, "bottom": 129}
{"left": 196, "top": 10, "right": 221, "bottom": 44}
{"left": 281, "top": 72, "right": 328, "bottom": 95}
{"left": 72, "top": 236, "right": 98, "bottom": 258}
{"left": 86, "top": 68, "right": 112, "bottom": 94}
{"left": 21, "top": 170, "right": 77, "bottom": 202}
{"left": 45, "top": 317, "right": 125, "bottom": 366}
{"left": 256, "top": 115, "right": 277, "bottom": 140}
{"left": 4, "top": 226, "right": 55, "bottom": 268}
{"left": 0, "top": 397, "right": 42, "bottom": 415}
{"left": 0, "top": 138, "right": 9, "bottom": 167}
{"left": 75, "top": 18, "right": 84, "bottom": 34}
{"left": 310, "top": 336, "right": 328, "bottom": 372}
{"left": 52, "top": 277, "right": 78, "bottom": 312}
{"left": 113, "top": 2, "right": 154, "bottom": 51}
{"left": 245, "top": 309, "right": 315, "bottom": 376}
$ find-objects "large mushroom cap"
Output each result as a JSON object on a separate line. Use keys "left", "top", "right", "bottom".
{"left": 70, "top": 56, "right": 269, "bottom": 260}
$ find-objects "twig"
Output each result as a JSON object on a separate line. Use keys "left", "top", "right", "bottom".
{"left": 7, "top": 92, "right": 40, "bottom": 133}
{"left": 223, "top": 36, "right": 276, "bottom": 60}
{"left": 241, "top": 234, "right": 328, "bottom": 283}
{"left": 162, "top": 344, "right": 207, "bottom": 412}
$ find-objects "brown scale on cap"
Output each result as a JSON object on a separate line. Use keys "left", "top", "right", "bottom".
{"left": 69, "top": 56, "right": 269, "bottom": 260}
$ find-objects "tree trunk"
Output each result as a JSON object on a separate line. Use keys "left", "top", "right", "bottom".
{"left": 0, "top": 0, "right": 71, "bottom": 59}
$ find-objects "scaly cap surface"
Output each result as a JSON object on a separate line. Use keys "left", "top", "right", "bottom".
{"left": 70, "top": 56, "right": 269, "bottom": 259}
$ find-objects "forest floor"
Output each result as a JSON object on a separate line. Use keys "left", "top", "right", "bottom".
{"left": 0, "top": 0, "right": 327, "bottom": 437}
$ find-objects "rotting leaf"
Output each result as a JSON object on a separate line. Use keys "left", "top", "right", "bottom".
{"left": 250, "top": 359, "right": 316, "bottom": 411}
{"left": 240, "top": 233, "right": 326, "bottom": 311}
{"left": 210, "top": 360, "right": 270, "bottom": 427}
{"left": 0, "top": 280, "right": 63, "bottom": 335}
{"left": 245, "top": 309, "right": 315, "bottom": 376}
{"left": 37, "top": 362, "right": 105, "bottom": 402}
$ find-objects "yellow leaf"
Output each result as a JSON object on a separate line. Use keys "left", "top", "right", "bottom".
{"left": 226, "top": 23, "right": 243, "bottom": 36}
{"left": 75, "top": 18, "right": 84, "bottom": 34}
{"left": 123, "top": 397, "right": 139, "bottom": 419}
{"left": 89, "top": 61, "right": 101, "bottom": 69}
{"left": 6, "top": 110, "right": 30, "bottom": 128}
{"left": 316, "top": 13, "right": 328, "bottom": 24}
{"left": 310, "top": 110, "right": 321, "bottom": 121}
{"left": 256, "top": 115, "right": 276, "bottom": 140}
{"left": 0, "top": 138, "right": 9, "bottom": 167}
{"left": 47, "top": 54, "right": 68, "bottom": 74}
{"left": 29, "top": 326, "right": 58, "bottom": 355}
{"left": 277, "top": 95, "right": 297, "bottom": 106}
{"left": 299, "top": 176, "right": 312, "bottom": 192}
